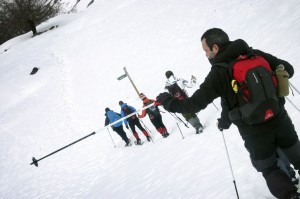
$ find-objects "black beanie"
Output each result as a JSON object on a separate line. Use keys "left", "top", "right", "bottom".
{"left": 105, "top": 107, "right": 110, "bottom": 112}
{"left": 165, "top": 70, "right": 173, "bottom": 79}
{"left": 119, "top": 101, "right": 124, "bottom": 106}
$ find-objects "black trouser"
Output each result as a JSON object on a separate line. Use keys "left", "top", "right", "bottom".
{"left": 114, "top": 125, "right": 129, "bottom": 143}
{"left": 128, "top": 118, "right": 146, "bottom": 133}
{"left": 243, "top": 113, "right": 300, "bottom": 199}
{"left": 150, "top": 115, "right": 166, "bottom": 129}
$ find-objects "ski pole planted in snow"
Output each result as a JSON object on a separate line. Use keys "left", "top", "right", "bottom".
{"left": 220, "top": 130, "right": 239, "bottom": 199}
{"left": 176, "top": 123, "right": 184, "bottom": 139}
{"left": 107, "top": 128, "right": 116, "bottom": 147}
{"left": 30, "top": 103, "right": 156, "bottom": 167}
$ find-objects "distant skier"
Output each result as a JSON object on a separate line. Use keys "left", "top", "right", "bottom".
{"left": 164, "top": 70, "right": 204, "bottom": 134}
{"left": 119, "top": 101, "right": 151, "bottom": 145}
{"left": 104, "top": 108, "right": 131, "bottom": 147}
{"left": 138, "top": 93, "right": 170, "bottom": 138}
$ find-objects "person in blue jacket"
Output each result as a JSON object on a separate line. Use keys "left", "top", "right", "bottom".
{"left": 119, "top": 101, "right": 151, "bottom": 145}
{"left": 104, "top": 107, "right": 131, "bottom": 147}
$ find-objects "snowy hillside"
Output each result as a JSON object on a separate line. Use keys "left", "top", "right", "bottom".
{"left": 1, "top": 0, "right": 300, "bottom": 198}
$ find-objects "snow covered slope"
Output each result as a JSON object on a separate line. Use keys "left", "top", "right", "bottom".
{"left": 0, "top": 0, "right": 300, "bottom": 198}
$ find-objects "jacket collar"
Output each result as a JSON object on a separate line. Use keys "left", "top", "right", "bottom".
{"left": 210, "top": 39, "right": 250, "bottom": 65}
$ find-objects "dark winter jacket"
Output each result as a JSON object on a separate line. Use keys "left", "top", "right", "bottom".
{"left": 167, "top": 39, "right": 294, "bottom": 137}
{"left": 105, "top": 110, "right": 123, "bottom": 127}
{"left": 120, "top": 103, "right": 137, "bottom": 125}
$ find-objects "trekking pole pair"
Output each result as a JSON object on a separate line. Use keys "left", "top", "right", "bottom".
{"left": 168, "top": 112, "right": 189, "bottom": 128}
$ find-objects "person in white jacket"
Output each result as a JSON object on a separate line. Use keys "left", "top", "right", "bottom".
{"left": 164, "top": 70, "right": 203, "bottom": 134}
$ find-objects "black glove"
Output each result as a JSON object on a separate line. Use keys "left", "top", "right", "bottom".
{"left": 217, "top": 118, "right": 231, "bottom": 131}
{"left": 125, "top": 124, "right": 129, "bottom": 129}
{"left": 156, "top": 92, "right": 173, "bottom": 111}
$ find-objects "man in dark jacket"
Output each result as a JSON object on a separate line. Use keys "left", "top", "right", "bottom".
{"left": 156, "top": 28, "right": 300, "bottom": 199}
{"left": 217, "top": 98, "right": 299, "bottom": 185}
{"left": 119, "top": 101, "right": 151, "bottom": 144}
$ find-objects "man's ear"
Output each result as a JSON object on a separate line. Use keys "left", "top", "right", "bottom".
{"left": 212, "top": 44, "right": 219, "bottom": 54}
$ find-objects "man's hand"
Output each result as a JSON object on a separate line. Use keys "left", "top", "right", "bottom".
{"left": 217, "top": 118, "right": 230, "bottom": 131}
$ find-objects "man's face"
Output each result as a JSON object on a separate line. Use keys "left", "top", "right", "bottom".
{"left": 201, "top": 39, "right": 218, "bottom": 59}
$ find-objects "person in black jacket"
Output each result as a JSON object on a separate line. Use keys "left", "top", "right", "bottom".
{"left": 217, "top": 98, "right": 299, "bottom": 185}
{"left": 156, "top": 28, "right": 300, "bottom": 199}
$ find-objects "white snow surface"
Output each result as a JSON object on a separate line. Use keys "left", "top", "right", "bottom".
{"left": 1, "top": 0, "right": 300, "bottom": 198}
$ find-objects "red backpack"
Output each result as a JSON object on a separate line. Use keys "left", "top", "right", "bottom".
{"left": 227, "top": 54, "right": 279, "bottom": 124}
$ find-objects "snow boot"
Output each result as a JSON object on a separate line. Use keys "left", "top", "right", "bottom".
{"left": 196, "top": 125, "right": 204, "bottom": 134}
{"left": 162, "top": 132, "right": 170, "bottom": 138}
{"left": 146, "top": 136, "right": 151, "bottom": 142}
{"left": 136, "top": 138, "right": 142, "bottom": 145}
{"left": 125, "top": 139, "right": 132, "bottom": 147}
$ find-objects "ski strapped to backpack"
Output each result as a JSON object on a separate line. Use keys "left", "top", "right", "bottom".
{"left": 224, "top": 52, "right": 281, "bottom": 125}
{"left": 166, "top": 82, "right": 188, "bottom": 100}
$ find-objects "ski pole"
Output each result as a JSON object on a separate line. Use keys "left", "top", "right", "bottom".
{"left": 30, "top": 131, "right": 96, "bottom": 167}
{"left": 212, "top": 102, "right": 219, "bottom": 111}
{"left": 196, "top": 80, "right": 219, "bottom": 110}
{"left": 286, "top": 97, "right": 300, "bottom": 113}
{"left": 30, "top": 103, "right": 156, "bottom": 167}
{"left": 220, "top": 130, "right": 239, "bottom": 199}
{"left": 176, "top": 123, "right": 185, "bottom": 139}
{"left": 290, "top": 82, "right": 300, "bottom": 95}
{"left": 174, "top": 113, "right": 189, "bottom": 128}
{"left": 107, "top": 128, "right": 116, "bottom": 148}
{"left": 139, "top": 119, "right": 154, "bottom": 143}
{"left": 169, "top": 112, "right": 189, "bottom": 128}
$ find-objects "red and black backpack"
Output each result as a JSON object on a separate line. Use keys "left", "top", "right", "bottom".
{"left": 223, "top": 53, "right": 279, "bottom": 125}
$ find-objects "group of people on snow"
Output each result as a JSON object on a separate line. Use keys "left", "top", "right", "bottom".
{"left": 104, "top": 70, "right": 202, "bottom": 146}
{"left": 105, "top": 28, "right": 300, "bottom": 199}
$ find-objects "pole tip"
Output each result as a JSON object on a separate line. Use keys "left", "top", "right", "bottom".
{"left": 30, "top": 157, "right": 38, "bottom": 167}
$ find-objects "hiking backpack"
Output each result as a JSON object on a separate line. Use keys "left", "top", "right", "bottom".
{"left": 166, "top": 82, "right": 188, "bottom": 100}
{"left": 144, "top": 100, "right": 160, "bottom": 119}
{"left": 123, "top": 106, "right": 136, "bottom": 121}
{"left": 226, "top": 53, "right": 280, "bottom": 125}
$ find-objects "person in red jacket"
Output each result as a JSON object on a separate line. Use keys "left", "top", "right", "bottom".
{"left": 138, "top": 93, "right": 169, "bottom": 138}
